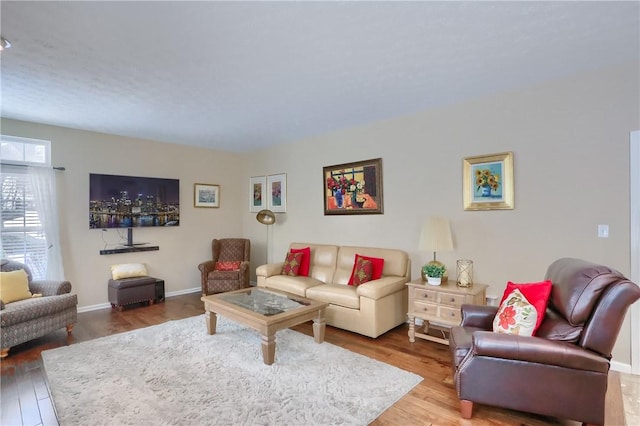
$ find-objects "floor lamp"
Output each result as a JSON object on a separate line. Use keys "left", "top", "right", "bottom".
{"left": 256, "top": 209, "right": 276, "bottom": 264}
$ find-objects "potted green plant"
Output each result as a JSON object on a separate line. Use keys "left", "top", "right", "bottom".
{"left": 423, "top": 264, "right": 446, "bottom": 286}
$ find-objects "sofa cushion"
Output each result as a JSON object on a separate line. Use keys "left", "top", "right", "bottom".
{"left": 493, "top": 289, "right": 537, "bottom": 336}
{"left": 263, "top": 275, "right": 325, "bottom": 297}
{"left": 290, "top": 243, "right": 339, "bottom": 284}
{"left": 214, "top": 261, "right": 241, "bottom": 271}
{"left": 348, "top": 254, "right": 384, "bottom": 285}
{"left": 0, "top": 293, "right": 78, "bottom": 327}
{"left": 351, "top": 258, "right": 373, "bottom": 286}
{"left": 336, "top": 246, "right": 408, "bottom": 285}
{"left": 282, "top": 252, "right": 304, "bottom": 276}
{"left": 306, "top": 284, "right": 360, "bottom": 309}
{"left": 499, "top": 280, "right": 551, "bottom": 334}
{"left": 0, "top": 269, "right": 33, "bottom": 303}
{"left": 290, "top": 247, "right": 311, "bottom": 277}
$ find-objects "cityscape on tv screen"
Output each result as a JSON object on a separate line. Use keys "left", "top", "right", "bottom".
{"left": 89, "top": 173, "right": 180, "bottom": 229}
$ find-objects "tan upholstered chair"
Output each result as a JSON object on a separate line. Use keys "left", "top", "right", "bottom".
{"left": 198, "top": 238, "right": 250, "bottom": 295}
{"left": 449, "top": 258, "right": 640, "bottom": 426}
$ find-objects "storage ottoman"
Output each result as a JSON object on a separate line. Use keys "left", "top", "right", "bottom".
{"left": 108, "top": 276, "right": 157, "bottom": 310}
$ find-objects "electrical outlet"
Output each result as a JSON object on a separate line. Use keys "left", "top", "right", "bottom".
{"left": 597, "top": 224, "right": 609, "bottom": 238}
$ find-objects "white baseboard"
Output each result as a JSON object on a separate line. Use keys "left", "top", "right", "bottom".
{"left": 611, "top": 360, "right": 632, "bottom": 374}
{"left": 77, "top": 286, "right": 201, "bottom": 313}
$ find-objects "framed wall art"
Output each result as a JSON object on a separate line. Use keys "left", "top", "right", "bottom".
{"left": 323, "top": 158, "right": 383, "bottom": 215}
{"left": 463, "top": 151, "right": 514, "bottom": 211}
{"left": 249, "top": 176, "right": 266, "bottom": 212}
{"left": 267, "top": 173, "right": 287, "bottom": 213}
{"left": 194, "top": 183, "right": 220, "bottom": 208}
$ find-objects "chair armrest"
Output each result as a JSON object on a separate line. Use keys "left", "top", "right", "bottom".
{"left": 30, "top": 280, "right": 72, "bottom": 296}
{"left": 471, "top": 330, "right": 609, "bottom": 373}
{"left": 256, "top": 263, "right": 285, "bottom": 278}
{"left": 356, "top": 276, "right": 407, "bottom": 300}
{"left": 460, "top": 304, "right": 498, "bottom": 329}
{"left": 198, "top": 260, "right": 216, "bottom": 275}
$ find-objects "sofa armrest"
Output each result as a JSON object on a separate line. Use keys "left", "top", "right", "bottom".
{"left": 471, "top": 330, "right": 609, "bottom": 373}
{"left": 460, "top": 304, "right": 498, "bottom": 328}
{"left": 356, "top": 276, "right": 407, "bottom": 300}
{"left": 256, "top": 263, "right": 285, "bottom": 278}
{"left": 30, "top": 280, "right": 71, "bottom": 296}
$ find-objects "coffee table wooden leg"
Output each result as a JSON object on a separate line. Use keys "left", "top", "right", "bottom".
{"left": 261, "top": 333, "right": 276, "bottom": 365}
{"left": 205, "top": 310, "right": 217, "bottom": 335}
{"left": 312, "top": 310, "right": 326, "bottom": 343}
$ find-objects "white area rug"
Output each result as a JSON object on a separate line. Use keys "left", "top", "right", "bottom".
{"left": 42, "top": 315, "right": 422, "bottom": 425}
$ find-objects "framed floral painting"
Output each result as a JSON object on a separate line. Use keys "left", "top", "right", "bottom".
{"left": 323, "top": 158, "right": 383, "bottom": 215}
{"left": 463, "top": 151, "right": 514, "bottom": 211}
{"left": 267, "top": 173, "right": 287, "bottom": 213}
{"left": 249, "top": 176, "right": 266, "bottom": 212}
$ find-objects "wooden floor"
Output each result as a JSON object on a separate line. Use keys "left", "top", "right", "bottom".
{"left": 0, "top": 293, "right": 627, "bottom": 426}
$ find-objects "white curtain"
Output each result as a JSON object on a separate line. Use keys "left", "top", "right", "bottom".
{"left": 28, "top": 166, "right": 65, "bottom": 280}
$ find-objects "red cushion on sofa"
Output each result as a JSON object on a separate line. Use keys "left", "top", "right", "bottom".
{"left": 499, "top": 280, "right": 552, "bottom": 334}
{"left": 290, "top": 247, "right": 311, "bottom": 277}
{"left": 348, "top": 254, "right": 384, "bottom": 285}
{"left": 214, "top": 261, "right": 241, "bottom": 271}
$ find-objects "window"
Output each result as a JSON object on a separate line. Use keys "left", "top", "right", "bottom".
{"left": 1, "top": 135, "right": 51, "bottom": 279}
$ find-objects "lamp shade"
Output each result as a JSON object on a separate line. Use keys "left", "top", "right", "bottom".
{"left": 418, "top": 216, "right": 453, "bottom": 252}
{"left": 256, "top": 209, "right": 276, "bottom": 225}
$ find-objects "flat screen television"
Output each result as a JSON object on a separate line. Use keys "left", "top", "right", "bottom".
{"left": 89, "top": 173, "right": 179, "bottom": 229}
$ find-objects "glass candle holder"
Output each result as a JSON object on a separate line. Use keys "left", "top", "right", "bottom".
{"left": 457, "top": 259, "right": 473, "bottom": 288}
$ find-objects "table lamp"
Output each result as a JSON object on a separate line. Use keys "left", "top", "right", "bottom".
{"left": 418, "top": 216, "right": 454, "bottom": 282}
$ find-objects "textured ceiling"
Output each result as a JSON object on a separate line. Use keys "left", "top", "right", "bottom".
{"left": 1, "top": 1, "right": 638, "bottom": 153}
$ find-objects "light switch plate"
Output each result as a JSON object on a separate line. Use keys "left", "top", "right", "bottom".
{"left": 598, "top": 224, "right": 609, "bottom": 238}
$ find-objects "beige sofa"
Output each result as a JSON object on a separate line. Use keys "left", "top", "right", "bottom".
{"left": 256, "top": 243, "right": 410, "bottom": 338}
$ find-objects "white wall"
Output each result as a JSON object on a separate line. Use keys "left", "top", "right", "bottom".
{"left": 243, "top": 61, "right": 640, "bottom": 365}
{"left": 0, "top": 120, "right": 246, "bottom": 309}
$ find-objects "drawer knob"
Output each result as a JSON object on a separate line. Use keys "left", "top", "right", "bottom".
{"left": 450, "top": 312, "right": 455, "bottom": 317}
{"left": 450, "top": 298, "right": 455, "bottom": 302}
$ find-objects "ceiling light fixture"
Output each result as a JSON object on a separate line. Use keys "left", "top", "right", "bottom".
{"left": 0, "top": 37, "right": 12, "bottom": 51}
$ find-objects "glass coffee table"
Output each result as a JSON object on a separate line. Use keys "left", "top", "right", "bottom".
{"left": 201, "top": 287, "right": 328, "bottom": 365}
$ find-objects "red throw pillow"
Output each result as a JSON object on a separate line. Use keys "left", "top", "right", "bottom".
{"left": 348, "top": 254, "right": 384, "bottom": 285}
{"left": 290, "top": 247, "right": 311, "bottom": 277}
{"left": 214, "top": 261, "right": 241, "bottom": 271}
{"left": 351, "top": 258, "right": 373, "bottom": 286}
{"left": 499, "top": 280, "right": 552, "bottom": 334}
{"left": 281, "top": 252, "right": 304, "bottom": 276}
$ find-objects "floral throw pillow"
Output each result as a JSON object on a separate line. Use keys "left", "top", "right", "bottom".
{"left": 281, "top": 252, "right": 304, "bottom": 276}
{"left": 351, "top": 258, "right": 373, "bottom": 286}
{"left": 214, "top": 261, "right": 241, "bottom": 271}
{"left": 493, "top": 289, "right": 538, "bottom": 336}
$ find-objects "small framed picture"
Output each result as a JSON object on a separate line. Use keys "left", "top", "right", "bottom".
{"left": 267, "top": 173, "right": 287, "bottom": 213}
{"left": 463, "top": 151, "right": 514, "bottom": 211}
{"left": 249, "top": 176, "right": 266, "bottom": 212}
{"left": 194, "top": 183, "right": 220, "bottom": 208}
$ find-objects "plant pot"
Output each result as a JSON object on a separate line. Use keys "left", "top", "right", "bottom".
{"left": 427, "top": 276, "right": 442, "bottom": 286}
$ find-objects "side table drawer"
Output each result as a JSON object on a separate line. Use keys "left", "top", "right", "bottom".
{"left": 414, "top": 287, "right": 437, "bottom": 303}
{"left": 413, "top": 300, "right": 438, "bottom": 317}
{"left": 438, "top": 292, "right": 466, "bottom": 308}
{"left": 439, "top": 305, "right": 462, "bottom": 323}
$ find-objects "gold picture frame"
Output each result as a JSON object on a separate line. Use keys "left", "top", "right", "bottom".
{"left": 194, "top": 183, "right": 220, "bottom": 208}
{"left": 463, "top": 152, "right": 514, "bottom": 211}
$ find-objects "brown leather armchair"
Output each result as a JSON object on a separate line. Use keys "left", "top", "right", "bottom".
{"left": 198, "top": 238, "right": 250, "bottom": 295}
{"left": 449, "top": 258, "right": 640, "bottom": 426}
